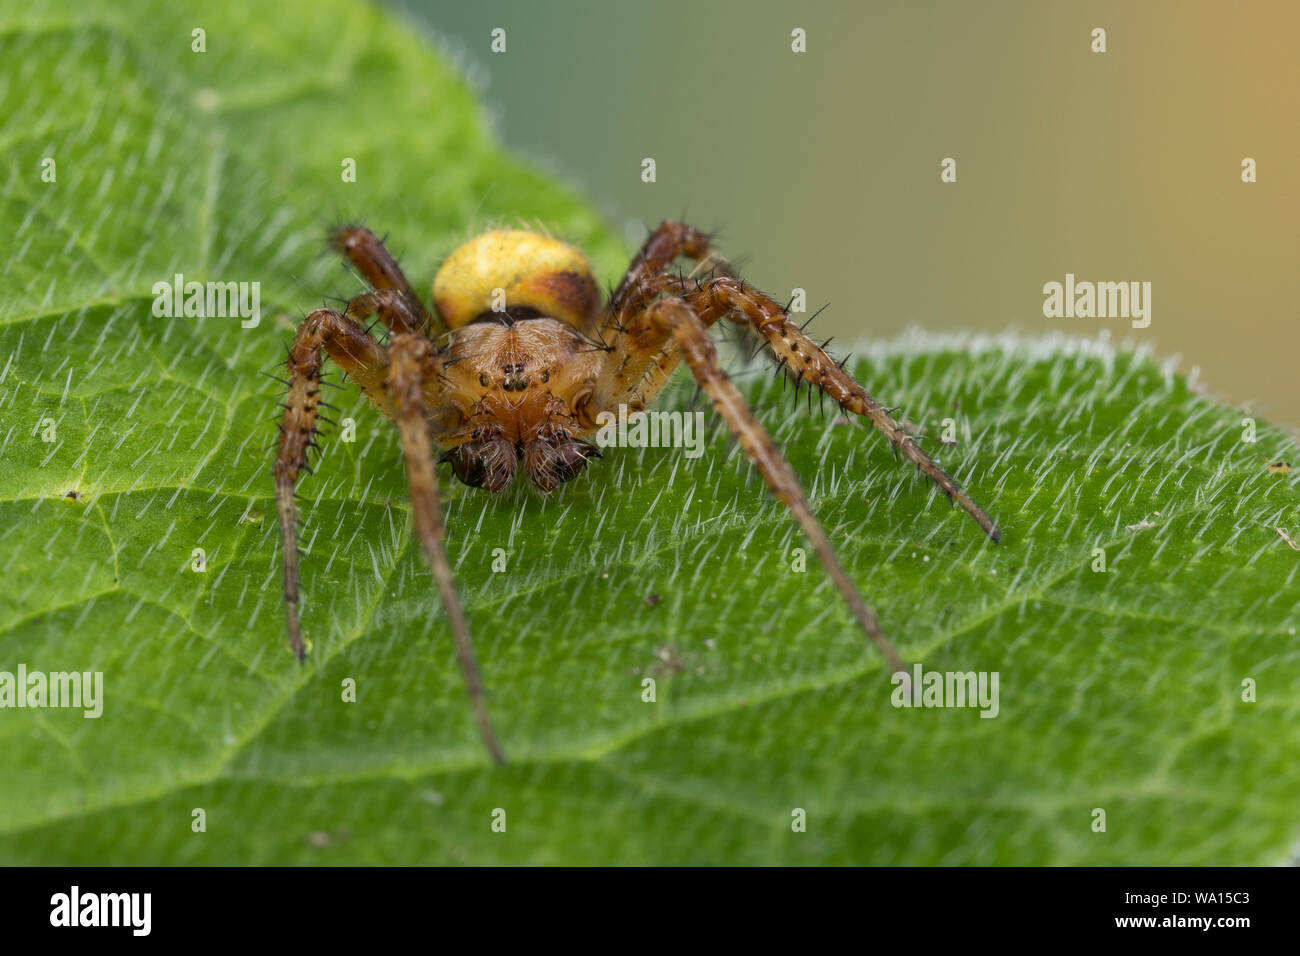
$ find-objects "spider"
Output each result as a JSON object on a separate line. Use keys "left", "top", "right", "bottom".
{"left": 273, "top": 221, "right": 1000, "bottom": 764}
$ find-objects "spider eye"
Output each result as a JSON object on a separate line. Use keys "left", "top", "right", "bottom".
{"left": 440, "top": 438, "right": 517, "bottom": 492}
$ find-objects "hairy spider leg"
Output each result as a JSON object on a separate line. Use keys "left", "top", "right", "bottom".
{"left": 387, "top": 334, "right": 505, "bottom": 764}
{"left": 680, "top": 275, "right": 1000, "bottom": 542}
{"left": 643, "top": 297, "right": 908, "bottom": 677}
{"left": 331, "top": 225, "right": 442, "bottom": 334}
{"left": 273, "top": 308, "right": 391, "bottom": 659}
{"left": 273, "top": 308, "right": 503, "bottom": 763}
{"left": 346, "top": 288, "right": 429, "bottom": 337}
{"left": 605, "top": 268, "right": 1000, "bottom": 542}
{"left": 606, "top": 220, "right": 719, "bottom": 316}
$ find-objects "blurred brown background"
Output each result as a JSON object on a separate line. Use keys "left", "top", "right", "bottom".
{"left": 394, "top": 0, "right": 1299, "bottom": 427}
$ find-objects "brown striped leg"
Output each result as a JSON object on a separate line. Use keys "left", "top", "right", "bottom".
{"left": 346, "top": 288, "right": 427, "bottom": 337}
{"left": 643, "top": 297, "right": 909, "bottom": 679}
{"left": 273, "top": 309, "right": 392, "bottom": 658}
{"left": 591, "top": 270, "right": 699, "bottom": 412}
{"left": 331, "top": 225, "right": 442, "bottom": 335}
{"left": 601, "top": 221, "right": 737, "bottom": 339}
{"left": 685, "top": 277, "right": 1000, "bottom": 542}
{"left": 610, "top": 221, "right": 716, "bottom": 305}
{"left": 386, "top": 333, "right": 504, "bottom": 764}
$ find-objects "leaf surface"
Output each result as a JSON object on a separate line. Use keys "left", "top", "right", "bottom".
{"left": 1, "top": 0, "right": 1296, "bottom": 865}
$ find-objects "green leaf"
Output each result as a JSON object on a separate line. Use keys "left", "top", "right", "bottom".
{"left": 2, "top": 1, "right": 1297, "bottom": 865}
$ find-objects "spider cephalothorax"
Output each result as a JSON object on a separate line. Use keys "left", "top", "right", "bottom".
{"left": 274, "top": 221, "right": 1000, "bottom": 764}
{"left": 425, "top": 284, "right": 607, "bottom": 494}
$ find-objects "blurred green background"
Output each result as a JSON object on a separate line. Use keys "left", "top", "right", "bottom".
{"left": 394, "top": 0, "right": 1299, "bottom": 427}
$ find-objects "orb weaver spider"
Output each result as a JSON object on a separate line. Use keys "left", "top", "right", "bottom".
{"left": 273, "top": 221, "right": 1000, "bottom": 764}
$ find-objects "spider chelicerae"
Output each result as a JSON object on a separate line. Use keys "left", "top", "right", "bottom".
{"left": 273, "top": 221, "right": 1000, "bottom": 763}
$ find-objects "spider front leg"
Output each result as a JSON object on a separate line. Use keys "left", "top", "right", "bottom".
{"left": 346, "top": 288, "right": 428, "bottom": 337}
{"left": 683, "top": 277, "right": 1001, "bottom": 542}
{"left": 603, "top": 220, "right": 734, "bottom": 329}
{"left": 386, "top": 334, "right": 505, "bottom": 765}
{"left": 609, "top": 221, "right": 714, "bottom": 305}
{"left": 641, "top": 297, "right": 909, "bottom": 678}
{"left": 331, "top": 225, "right": 443, "bottom": 335}
{"left": 274, "top": 308, "right": 392, "bottom": 658}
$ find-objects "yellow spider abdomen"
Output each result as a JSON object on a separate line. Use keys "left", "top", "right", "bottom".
{"left": 432, "top": 229, "right": 601, "bottom": 331}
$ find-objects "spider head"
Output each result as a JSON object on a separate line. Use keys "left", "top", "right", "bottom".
{"left": 433, "top": 229, "right": 601, "bottom": 331}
